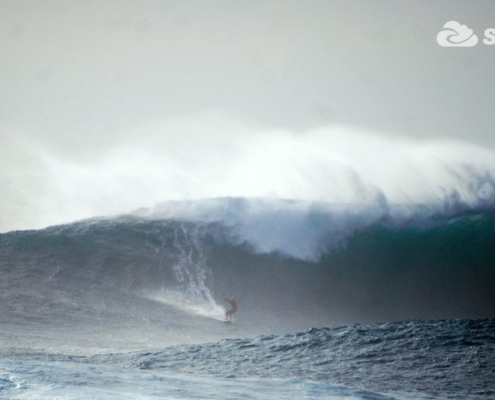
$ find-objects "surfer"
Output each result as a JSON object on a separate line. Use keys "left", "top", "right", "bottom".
{"left": 224, "top": 297, "right": 237, "bottom": 322}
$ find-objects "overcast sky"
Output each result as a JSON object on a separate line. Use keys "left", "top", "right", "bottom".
{"left": 1, "top": 0, "right": 495, "bottom": 232}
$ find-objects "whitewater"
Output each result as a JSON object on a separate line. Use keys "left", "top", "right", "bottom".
{"left": 1, "top": 197, "right": 494, "bottom": 399}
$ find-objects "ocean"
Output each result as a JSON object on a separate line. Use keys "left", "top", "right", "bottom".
{"left": 0, "top": 197, "right": 494, "bottom": 399}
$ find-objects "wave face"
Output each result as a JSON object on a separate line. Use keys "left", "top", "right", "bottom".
{"left": 1, "top": 197, "right": 494, "bottom": 349}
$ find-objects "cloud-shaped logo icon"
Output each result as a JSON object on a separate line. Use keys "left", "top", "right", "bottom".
{"left": 437, "top": 21, "right": 478, "bottom": 47}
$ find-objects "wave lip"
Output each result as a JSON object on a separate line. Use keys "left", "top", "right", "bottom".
{"left": 132, "top": 196, "right": 495, "bottom": 262}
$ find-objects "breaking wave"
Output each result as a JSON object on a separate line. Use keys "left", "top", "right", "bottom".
{"left": 1, "top": 197, "right": 494, "bottom": 337}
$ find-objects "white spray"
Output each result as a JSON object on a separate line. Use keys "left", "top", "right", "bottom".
{"left": 147, "top": 223, "right": 225, "bottom": 320}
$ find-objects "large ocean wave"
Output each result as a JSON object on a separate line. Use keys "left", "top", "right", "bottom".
{"left": 1, "top": 197, "right": 494, "bottom": 344}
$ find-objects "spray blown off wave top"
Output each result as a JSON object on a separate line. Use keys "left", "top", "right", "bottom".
{"left": 6, "top": 124, "right": 495, "bottom": 233}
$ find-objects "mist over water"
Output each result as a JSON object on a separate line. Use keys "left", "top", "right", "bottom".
{"left": 3, "top": 122, "right": 495, "bottom": 233}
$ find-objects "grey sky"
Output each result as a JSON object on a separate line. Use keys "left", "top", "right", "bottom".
{"left": 1, "top": 0, "right": 495, "bottom": 231}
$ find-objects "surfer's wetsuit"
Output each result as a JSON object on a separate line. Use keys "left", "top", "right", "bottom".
{"left": 224, "top": 297, "right": 237, "bottom": 321}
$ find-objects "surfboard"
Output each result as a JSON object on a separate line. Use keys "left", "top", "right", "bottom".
{"left": 223, "top": 320, "right": 232, "bottom": 325}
